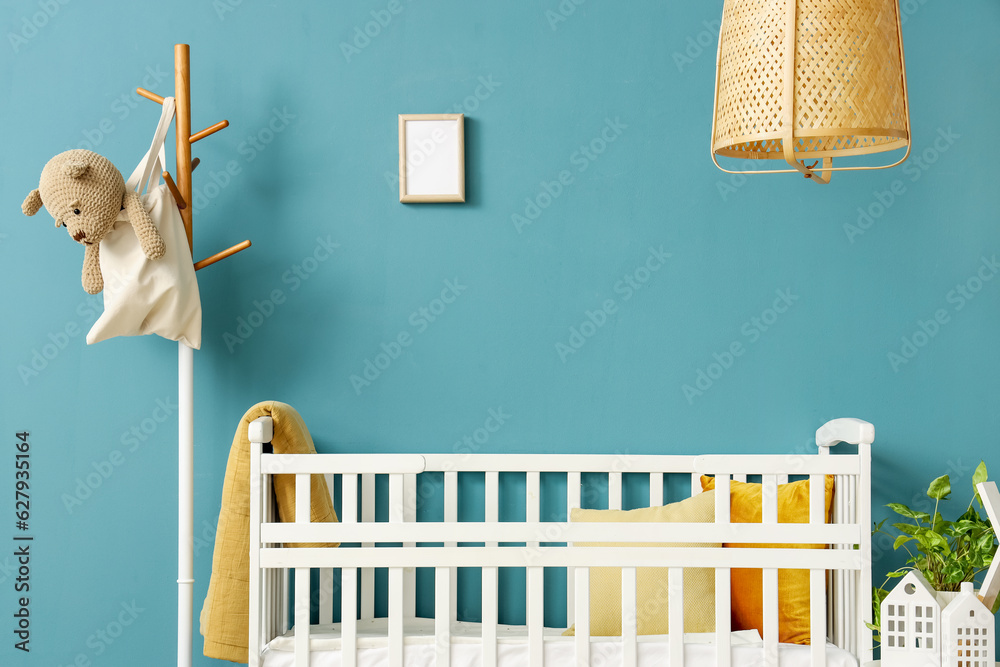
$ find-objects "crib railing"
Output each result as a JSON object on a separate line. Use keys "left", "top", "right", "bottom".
{"left": 248, "top": 418, "right": 873, "bottom": 667}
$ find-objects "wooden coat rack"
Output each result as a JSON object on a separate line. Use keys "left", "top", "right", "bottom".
{"left": 136, "top": 43, "right": 251, "bottom": 667}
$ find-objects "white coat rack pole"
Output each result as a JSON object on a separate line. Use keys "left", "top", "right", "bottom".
{"left": 175, "top": 43, "right": 195, "bottom": 667}
{"left": 178, "top": 342, "right": 194, "bottom": 667}
{"left": 137, "top": 43, "right": 250, "bottom": 667}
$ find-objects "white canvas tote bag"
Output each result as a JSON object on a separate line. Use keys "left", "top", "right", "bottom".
{"left": 87, "top": 97, "right": 202, "bottom": 349}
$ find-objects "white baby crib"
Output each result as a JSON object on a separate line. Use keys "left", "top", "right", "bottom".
{"left": 248, "top": 417, "right": 874, "bottom": 667}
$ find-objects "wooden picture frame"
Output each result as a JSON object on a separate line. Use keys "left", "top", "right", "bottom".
{"left": 398, "top": 114, "right": 465, "bottom": 203}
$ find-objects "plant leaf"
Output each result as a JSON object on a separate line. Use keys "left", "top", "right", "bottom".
{"left": 927, "top": 475, "right": 952, "bottom": 500}
{"left": 887, "top": 503, "right": 930, "bottom": 520}
{"left": 892, "top": 523, "right": 917, "bottom": 535}
{"left": 894, "top": 535, "right": 914, "bottom": 550}
{"left": 974, "top": 461, "right": 989, "bottom": 506}
{"left": 974, "top": 461, "right": 989, "bottom": 486}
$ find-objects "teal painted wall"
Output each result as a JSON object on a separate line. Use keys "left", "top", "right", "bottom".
{"left": 1, "top": 0, "right": 999, "bottom": 663}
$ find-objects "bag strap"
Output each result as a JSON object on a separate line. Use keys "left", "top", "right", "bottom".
{"left": 126, "top": 96, "right": 176, "bottom": 194}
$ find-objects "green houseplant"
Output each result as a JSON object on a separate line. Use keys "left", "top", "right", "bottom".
{"left": 868, "top": 461, "right": 997, "bottom": 642}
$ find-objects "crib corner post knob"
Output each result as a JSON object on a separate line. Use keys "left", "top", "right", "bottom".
{"left": 249, "top": 417, "right": 274, "bottom": 444}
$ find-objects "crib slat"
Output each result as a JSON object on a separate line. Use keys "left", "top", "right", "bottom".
{"left": 609, "top": 471, "right": 622, "bottom": 510}
{"left": 444, "top": 471, "right": 458, "bottom": 622}
{"left": 715, "top": 475, "right": 731, "bottom": 667}
{"left": 443, "top": 471, "right": 458, "bottom": 522}
{"left": 528, "top": 566, "right": 544, "bottom": 666}
{"left": 342, "top": 474, "right": 358, "bottom": 523}
{"left": 389, "top": 474, "right": 404, "bottom": 522}
{"left": 281, "top": 563, "right": 290, "bottom": 637}
{"left": 338, "top": 475, "right": 358, "bottom": 643}
{"left": 715, "top": 568, "right": 732, "bottom": 667}
{"left": 294, "top": 567, "right": 310, "bottom": 667}
{"left": 690, "top": 472, "right": 703, "bottom": 498}
{"left": 526, "top": 471, "right": 542, "bottom": 665}
{"left": 361, "top": 473, "right": 375, "bottom": 620}
{"left": 484, "top": 468, "right": 499, "bottom": 663}
{"left": 319, "top": 569, "right": 333, "bottom": 625}
{"left": 574, "top": 568, "right": 590, "bottom": 666}
{"left": 342, "top": 567, "right": 357, "bottom": 667}
{"left": 266, "top": 576, "right": 274, "bottom": 648}
{"left": 319, "top": 473, "right": 337, "bottom": 625}
{"left": 527, "top": 471, "right": 540, "bottom": 524}
{"left": 482, "top": 566, "right": 498, "bottom": 667}
{"left": 566, "top": 471, "right": 581, "bottom": 627}
{"left": 622, "top": 566, "right": 638, "bottom": 667}
{"left": 295, "top": 474, "right": 310, "bottom": 524}
{"left": 848, "top": 473, "right": 858, "bottom": 656}
{"left": 762, "top": 475, "right": 778, "bottom": 667}
{"left": 567, "top": 471, "right": 582, "bottom": 510}
{"left": 811, "top": 568, "right": 827, "bottom": 667}
{"left": 388, "top": 474, "right": 407, "bottom": 657}
{"left": 403, "top": 473, "right": 417, "bottom": 619}
{"left": 485, "top": 472, "right": 499, "bottom": 546}
{"left": 669, "top": 567, "right": 684, "bottom": 667}
{"left": 832, "top": 474, "right": 843, "bottom": 650}
{"left": 763, "top": 568, "right": 779, "bottom": 666}
{"left": 389, "top": 567, "right": 404, "bottom": 666}
{"left": 714, "top": 475, "right": 730, "bottom": 525}
{"left": 776, "top": 474, "right": 789, "bottom": 485}
{"left": 856, "top": 443, "right": 872, "bottom": 663}
{"left": 649, "top": 472, "right": 664, "bottom": 506}
{"left": 435, "top": 567, "right": 451, "bottom": 667}
{"left": 809, "top": 474, "right": 825, "bottom": 526}
{"left": 808, "top": 475, "right": 829, "bottom": 662}
{"left": 732, "top": 473, "right": 747, "bottom": 483}
{"left": 762, "top": 475, "right": 778, "bottom": 525}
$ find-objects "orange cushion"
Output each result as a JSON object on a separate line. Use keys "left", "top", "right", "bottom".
{"left": 700, "top": 475, "right": 834, "bottom": 645}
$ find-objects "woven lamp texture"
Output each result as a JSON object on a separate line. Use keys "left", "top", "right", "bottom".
{"left": 711, "top": 0, "right": 910, "bottom": 176}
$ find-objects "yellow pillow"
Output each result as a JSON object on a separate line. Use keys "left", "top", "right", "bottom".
{"left": 700, "top": 475, "right": 834, "bottom": 645}
{"left": 563, "top": 490, "right": 717, "bottom": 636}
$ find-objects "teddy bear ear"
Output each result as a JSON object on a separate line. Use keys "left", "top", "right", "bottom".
{"left": 21, "top": 189, "right": 43, "bottom": 216}
{"left": 62, "top": 161, "right": 88, "bottom": 179}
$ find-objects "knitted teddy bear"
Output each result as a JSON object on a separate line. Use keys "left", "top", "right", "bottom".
{"left": 22, "top": 149, "right": 166, "bottom": 294}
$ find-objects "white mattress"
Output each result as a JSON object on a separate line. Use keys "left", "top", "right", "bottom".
{"left": 260, "top": 618, "right": 860, "bottom": 667}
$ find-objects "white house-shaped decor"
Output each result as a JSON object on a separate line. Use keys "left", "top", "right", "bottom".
{"left": 881, "top": 570, "right": 942, "bottom": 667}
{"left": 976, "top": 481, "right": 1000, "bottom": 612}
{"left": 942, "top": 582, "right": 995, "bottom": 667}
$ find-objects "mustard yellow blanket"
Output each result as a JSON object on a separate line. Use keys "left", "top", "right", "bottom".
{"left": 200, "top": 401, "right": 338, "bottom": 663}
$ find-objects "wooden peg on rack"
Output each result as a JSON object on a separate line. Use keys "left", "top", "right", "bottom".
{"left": 194, "top": 240, "right": 252, "bottom": 271}
{"left": 136, "top": 87, "right": 164, "bottom": 104}
{"left": 162, "top": 171, "right": 186, "bottom": 209}
{"left": 190, "top": 120, "right": 229, "bottom": 143}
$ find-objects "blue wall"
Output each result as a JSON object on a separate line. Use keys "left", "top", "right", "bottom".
{"left": 2, "top": 0, "right": 999, "bottom": 664}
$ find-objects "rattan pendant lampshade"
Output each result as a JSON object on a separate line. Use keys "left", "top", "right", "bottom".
{"left": 711, "top": 0, "right": 911, "bottom": 184}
